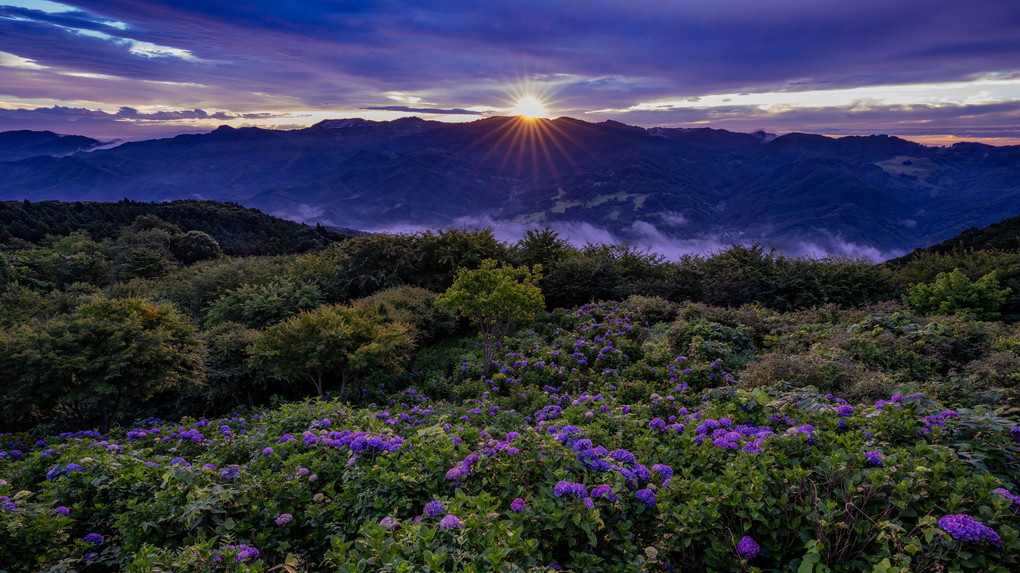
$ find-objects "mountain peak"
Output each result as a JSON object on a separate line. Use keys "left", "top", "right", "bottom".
{"left": 311, "top": 118, "right": 373, "bottom": 130}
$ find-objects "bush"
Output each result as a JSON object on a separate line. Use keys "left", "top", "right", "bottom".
{"left": 904, "top": 269, "right": 1011, "bottom": 320}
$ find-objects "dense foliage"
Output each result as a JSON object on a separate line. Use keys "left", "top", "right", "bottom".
{"left": 2, "top": 301, "right": 1019, "bottom": 572}
{"left": 2, "top": 211, "right": 1020, "bottom": 570}
{"left": 0, "top": 199, "right": 345, "bottom": 256}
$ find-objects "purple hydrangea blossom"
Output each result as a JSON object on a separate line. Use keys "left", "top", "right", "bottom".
{"left": 424, "top": 500, "right": 444, "bottom": 518}
{"left": 274, "top": 513, "right": 293, "bottom": 526}
{"left": 83, "top": 533, "right": 104, "bottom": 546}
{"left": 635, "top": 488, "right": 656, "bottom": 507}
{"left": 511, "top": 498, "right": 526, "bottom": 512}
{"left": 864, "top": 451, "right": 884, "bottom": 467}
{"left": 938, "top": 514, "right": 1002, "bottom": 547}
{"left": 380, "top": 516, "right": 400, "bottom": 530}
{"left": 737, "top": 536, "right": 759, "bottom": 559}
{"left": 439, "top": 514, "right": 462, "bottom": 530}
{"left": 993, "top": 487, "right": 1020, "bottom": 507}
{"left": 591, "top": 484, "right": 617, "bottom": 501}
{"left": 652, "top": 464, "right": 673, "bottom": 486}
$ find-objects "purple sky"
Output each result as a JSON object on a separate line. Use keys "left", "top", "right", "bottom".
{"left": 1, "top": 0, "right": 1019, "bottom": 143}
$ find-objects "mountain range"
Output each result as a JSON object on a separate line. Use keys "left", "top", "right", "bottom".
{"left": 1, "top": 116, "right": 1019, "bottom": 260}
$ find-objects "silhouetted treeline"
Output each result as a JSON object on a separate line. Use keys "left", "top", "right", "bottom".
{"left": 0, "top": 199, "right": 346, "bottom": 256}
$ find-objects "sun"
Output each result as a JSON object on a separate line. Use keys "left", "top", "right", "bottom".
{"left": 511, "top": 96, "right": 549, "bottom": 119}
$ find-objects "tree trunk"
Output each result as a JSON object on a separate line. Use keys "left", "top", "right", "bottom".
{"left": 309, "top": 370, "right": 324, "bottom": 397}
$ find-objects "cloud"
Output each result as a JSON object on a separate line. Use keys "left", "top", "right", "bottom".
{"left": 0, "top": 105, "right": 298, "bottom": 138}
{"left": 360, "top": 105, "right": 480, "bottom": 115}
{"left": 0, "top": 0, "right": 1016, "bottom": 140}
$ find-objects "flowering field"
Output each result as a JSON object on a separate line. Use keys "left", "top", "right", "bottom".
{"left": 2, "top": 301, "right": 1020, "bottom": 572}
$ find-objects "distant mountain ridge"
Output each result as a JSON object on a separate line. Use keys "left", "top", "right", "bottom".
{"left": 0, "top": 130, "right": 103, "bottom": 162}
{"left": 1, "top": 117, "right": 1019, "bottom": 259}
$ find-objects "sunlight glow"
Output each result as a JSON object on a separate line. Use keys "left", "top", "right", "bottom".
{"left": 595, "top": 77, "right": 1020, "bottom": 114}
{"left": 511, "top": 96, "right": 549, "bottom": 119}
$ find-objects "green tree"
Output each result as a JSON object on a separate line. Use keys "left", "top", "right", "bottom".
{"left": 203, "top": 321, "right": 266, "bottom": 408}
{"left": 203, "top": 278, "right": 323, "bottom": 328}
{"left": 248, "top": 304, "right": 412, "bottom": 399}
{"left": 435, "top": 259, "right": 545, "bottom": 375}
{"left": 1, "top": 296, "right": 204, "bottom": 433}
{"left": 170, "top": 230, "right": 222, "bottom": 264}
{"left": 903, "top": 268, "right": 1011, "bottom": 319}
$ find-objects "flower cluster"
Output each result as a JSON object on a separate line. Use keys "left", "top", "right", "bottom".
{"left": 938, "top": 514, "right": 1002, "bottom": 547}
{"left": 864, "top": 450, "right": 884, "bottom": 467}
{"left": 554, "top": 481, "right": 588, "bottom": 499}
{"left": 215, "top": 544, "right": 260, "bottom": 563}
{"left": 424, "top": 500, "right": 445, "bottom": 518}
{"left": 275, "top": 513, "right": 293, "bottom": 526}
{"left": 635, "top": 488, "right": 656, "bottom": 507}
{"left": 439, "top": 514, "right": 462, "bottom": 531}
{"left": 737, "top": 536, "right": 759, "bottom": 559}
{"left": 992, "top": 488, "right": 1020, "bottom": 513}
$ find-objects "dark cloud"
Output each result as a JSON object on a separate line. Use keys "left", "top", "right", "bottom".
{"left": 360, "top": 106, "right": 480, "bottom": 115}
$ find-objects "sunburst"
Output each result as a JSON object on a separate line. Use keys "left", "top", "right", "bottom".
{"left": 511, "top": 96, "right": 549, "bottom": 119}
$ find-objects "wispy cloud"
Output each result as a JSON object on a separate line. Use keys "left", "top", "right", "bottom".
{"left": 360, "top": 105, "right": 480, "bottom": 115}
{"left": 0, "top": 0, "right": 1017, "bottom": 140}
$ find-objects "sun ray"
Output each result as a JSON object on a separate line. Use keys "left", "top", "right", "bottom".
{"left": 511, "top": 96, "right": 548, "bottom": 119}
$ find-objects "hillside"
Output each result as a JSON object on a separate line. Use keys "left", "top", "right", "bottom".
{"left": 0, "top": 130, "right": 103, "bottom": 162}
{"left": 2, "top": 214, "right": 1020, "bottom": 570}
{"left": 1, "top": 119, "right": 1019, "bottom": 258}
{"left": 895, "top": 212, "right": 1020, "bottom": 260}
{"left": 0, "top": 199, "right": 349, "bottom": 256}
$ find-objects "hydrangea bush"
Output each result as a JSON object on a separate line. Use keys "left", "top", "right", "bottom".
{"left": 1, "top": 301, "right": 1019, "bottom": 572}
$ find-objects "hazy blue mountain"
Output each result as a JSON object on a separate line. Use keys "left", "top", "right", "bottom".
{"left": 0, "top": 130, "right": 103, "bottom": 162}
{"left": 1, "top": 118, "right": 1018, "bottom": 259}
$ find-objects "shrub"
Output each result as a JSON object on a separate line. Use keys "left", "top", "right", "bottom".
{"left": 904, "top": 269, "right": 1011, "bottom": 320}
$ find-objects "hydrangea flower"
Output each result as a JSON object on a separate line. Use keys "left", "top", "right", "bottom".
{"left": 274, "top": 513, "right": 293, "bottom": 526}
{"left": 992, "top": 487, "right": 1020, "bottom": 508}
{"left": 591, "top": 484, "right": 617, "bottom": 501}
{"left": 837, "top": 405, "right": 855, "bottom": 417}
{"left": 424, "top": 500, "right": 444, "bottom": 518}
{"left": 635, "top": 488, "right": 656, "bottom": 507}
{"left": 55, "top": 506, "right": 69, "bottom": 515}
{"left": 83, "top": 533, "right": 104, "bottom": 546}
{"left": 439, "top": 514, "right": 462, "bottom": 530}
{"left": 217, "top": 544, "right": 260, "bottom": 563}
{"left": 380, "top": 516, "right": 400, "bottom": 530}
{"left": 510, "top": 498, "right": 526, "bottom": 512}
{"left": 938, "top": 514, "right": 1002, "bottom": 547}
{"left": 737, "top": 536, "right": 759, "bottom": 559}
{"left": 864, "top": 450, "right": 884, "bottom": 467}
{"left": 651, "top": 464, "right": 674, "bottom": 486}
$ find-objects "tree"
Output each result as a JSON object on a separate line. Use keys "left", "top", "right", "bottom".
{"left": 435, "top": 259, "right": 545, "bottom": 375}
{"left": 248, "top": 304, "right": 413, "bottom": 399}
{"left": 1, "top": 296, "right": 204, "bottom": 433}
{"left": 903, "top": 268, "right": 1011, "bottom": 320}
{"left": 170, "top": 230, "right": 222, "bottom": 264}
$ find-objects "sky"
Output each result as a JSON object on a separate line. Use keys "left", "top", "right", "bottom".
{"left": 1, "top": 0, "right": 1019, "bottom": 144}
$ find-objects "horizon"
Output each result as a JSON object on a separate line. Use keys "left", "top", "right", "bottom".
{"left": 11, "top": 114, "right": 1020, "bottom": 149}
{"left": 1, "top": 1, "right": 1019, "bottom": 144}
